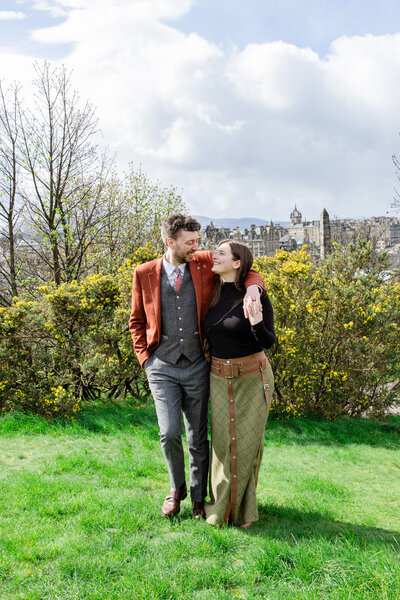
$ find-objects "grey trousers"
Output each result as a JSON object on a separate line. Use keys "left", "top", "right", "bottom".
{"left": 145, "top": 354, "right": 210, "bottom": 502}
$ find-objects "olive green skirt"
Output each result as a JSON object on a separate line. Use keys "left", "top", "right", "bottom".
{"left": 205, "top": 360, "right": 274, "bottom": 526}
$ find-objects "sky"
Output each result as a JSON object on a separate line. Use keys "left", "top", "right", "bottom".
{"left": 1, "top": 0, "right": 400, "bottom": 222}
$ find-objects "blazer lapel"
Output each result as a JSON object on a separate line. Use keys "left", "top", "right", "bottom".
{"left": 148, "top": 258, "right": 162, "bottom": 338}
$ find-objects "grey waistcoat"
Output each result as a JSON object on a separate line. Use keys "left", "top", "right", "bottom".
{"left": 154, "top": 266, "right": 203, "bottom": 364}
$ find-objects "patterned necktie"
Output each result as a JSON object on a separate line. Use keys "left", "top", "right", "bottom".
{"left": 173, "top": 267, "right": 183, "bottom": 292}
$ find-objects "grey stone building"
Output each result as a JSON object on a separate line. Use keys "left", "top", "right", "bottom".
{"left": 201, "top": 207, "right": 400, "bottom": 264}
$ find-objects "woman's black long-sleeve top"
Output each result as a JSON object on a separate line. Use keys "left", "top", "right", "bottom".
{"left": 204, "top": 282, "right": 276, "bottom": 359}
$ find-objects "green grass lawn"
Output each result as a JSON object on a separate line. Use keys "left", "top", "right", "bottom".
{"left": 0, "top": 407, "right": 399, "bottom": 599}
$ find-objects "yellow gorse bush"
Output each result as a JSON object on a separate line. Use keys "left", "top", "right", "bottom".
{"left": 1, "top": 240, "right": 399, "bottom": 419}
{"left": 255, "top": 241, "right": 400, "bottom": 419}
{"left": 0, "top": 245, "right": 160, "bottom": 418}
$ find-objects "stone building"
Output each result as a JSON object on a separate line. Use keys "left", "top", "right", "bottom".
{"left": 201, "top": 207, "right": 400, "bottom": 264}
{"left": 203, "top": 220, "right": 281, "bottom": 257}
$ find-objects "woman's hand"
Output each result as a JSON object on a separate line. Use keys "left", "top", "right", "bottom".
{"left": 244, "top": 296, "right": 263, "bottom": 326}
{"left": 243, "top": 285, "right": 260, "bottom": 318}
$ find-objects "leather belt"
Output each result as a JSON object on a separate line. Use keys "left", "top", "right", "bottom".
{"left": 210, "top": 351, "right": 269, "bottom": 379}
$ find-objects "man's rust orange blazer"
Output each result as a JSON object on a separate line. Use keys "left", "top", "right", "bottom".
{"left": 129, "top": 250, "right": 264, "bottom": 367}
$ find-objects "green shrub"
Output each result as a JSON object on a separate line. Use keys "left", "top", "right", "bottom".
{"left": 0, "top": 245, "right": 159, "bottom": 418}
{"left": 1, "top": 240, "right": 399, "bottom": 420}
{"left": 255, "top": 241, "right": 400, "bottom": 419}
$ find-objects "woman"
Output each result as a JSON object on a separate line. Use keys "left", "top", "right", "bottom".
{"left": 204, "top": 240, "right": 276, "bottom": 527}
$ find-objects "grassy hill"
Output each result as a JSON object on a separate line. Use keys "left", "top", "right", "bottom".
{"left": 0, "top": 407, "right": 399, "bottom": 599}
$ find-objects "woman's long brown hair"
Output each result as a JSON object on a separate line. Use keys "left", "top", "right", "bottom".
{"left": 209, "top": 240, "right": 254, "bottom": 308}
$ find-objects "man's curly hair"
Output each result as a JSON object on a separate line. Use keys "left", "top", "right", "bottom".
{"left": 161, "top": 214, "right": 201, "bottom": 244}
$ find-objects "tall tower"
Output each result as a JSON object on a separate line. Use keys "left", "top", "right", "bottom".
{"left": 290, "top": 205, "right": 302, "bottom": 225}
{"left": 320, "top": 208, "right": 331, "bottom": 260}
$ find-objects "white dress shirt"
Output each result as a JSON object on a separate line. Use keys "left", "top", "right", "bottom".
{"left": 162, "top": 256, "right": 186, "bottom": 288}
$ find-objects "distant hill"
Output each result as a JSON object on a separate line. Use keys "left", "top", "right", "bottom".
{"left": 193, "top": 215, "right": 289, "bottom": 229}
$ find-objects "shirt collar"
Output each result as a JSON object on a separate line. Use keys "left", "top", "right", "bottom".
{"left": 162, "top": 255, "right": 186, "bottom": 276}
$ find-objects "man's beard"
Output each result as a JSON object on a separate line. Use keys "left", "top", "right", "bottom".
{"left": 175, "top": 250, "right": 195, "bottom": 264}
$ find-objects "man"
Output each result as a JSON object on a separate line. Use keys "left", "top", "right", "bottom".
{"left": 129, "top": 214, "right": 264, "bottom": 519}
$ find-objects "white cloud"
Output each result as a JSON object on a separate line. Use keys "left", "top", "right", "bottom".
{"left": 30, "top": 2, "right": 67, "bottom": 18}
{"left": 326, "top": 34, "right": 400, "bottom": 117}
{"left": 31, "top": 0, "right": 194, "bottom": 36}
{"left": 226, "top": 42, "right": 321, "bottom": 111}
{"left": 0, "top": 52, "right": 35, "bottom": 83}
{"left": 0, "top": 10, "right": 26, "bottom": 20}
{"left": 2, "top": 0, "right": 400, "bottom": 220}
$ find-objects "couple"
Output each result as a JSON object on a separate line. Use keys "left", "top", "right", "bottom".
{"left": 129, "top": 214, "right": 276, "bottom": 527}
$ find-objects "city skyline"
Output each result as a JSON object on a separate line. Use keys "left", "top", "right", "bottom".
{"left": 195, "top": 205, "right": 398, "bottom": 228}
{"left": 200, "top": 205, "right": 400, "bottom": 267}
